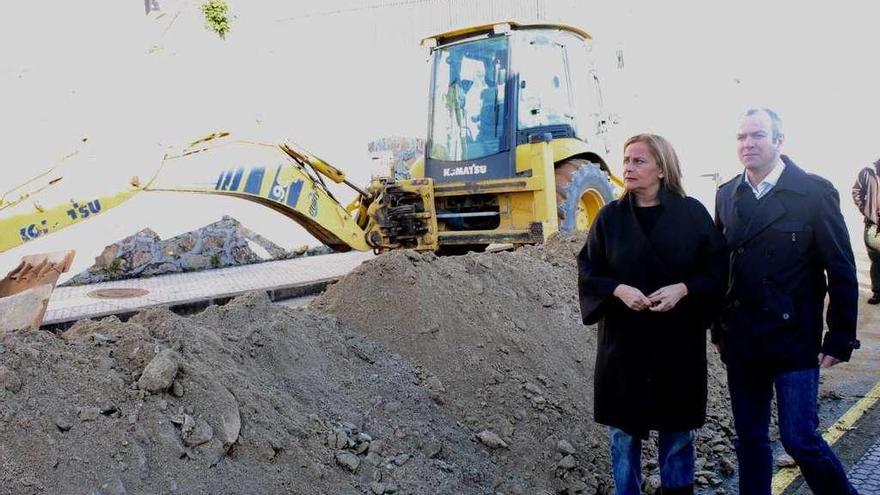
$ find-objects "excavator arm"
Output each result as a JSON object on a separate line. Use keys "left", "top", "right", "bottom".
{"left": 0, "top": 132, "right": 439, "bottom": 330}
{"left": 148, "top": 136, "right": 373, "bottom": 252}
{"left": 1, "top": 132, "right": 438, "bottom": 256}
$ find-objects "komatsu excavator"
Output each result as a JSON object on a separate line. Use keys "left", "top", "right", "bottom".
{"left": 0, "top": 22, "right": 622, "bottom": 330}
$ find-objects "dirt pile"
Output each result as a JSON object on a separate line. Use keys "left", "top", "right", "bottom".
{"left": 1, "top": 233, "right": 741, "bottom": 495}
{"left": 315, "top": 232, "right": 738, "bottom": 494}
{"left": 0, "top": 294, "right": 498, "bottom": 495}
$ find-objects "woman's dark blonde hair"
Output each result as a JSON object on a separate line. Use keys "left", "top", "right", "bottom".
{"left": 623, "top": 133, "right": 686, "bottom": 197}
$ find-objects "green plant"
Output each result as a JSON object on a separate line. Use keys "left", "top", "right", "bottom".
{"left": 210, "top": 253, "right": 222, "bottom": 268}
{"left": 201, "top": 0, "right": 231, "bottom": 39}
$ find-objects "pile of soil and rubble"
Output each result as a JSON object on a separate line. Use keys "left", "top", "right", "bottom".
{"left": 0, "top": 295, "right": 499, "bottom": 495}
{"left": 1, "top": 233, "right": 746, "bottom": 495}
{"left": 315, "top": 233, "right": 738, "bottom": 494}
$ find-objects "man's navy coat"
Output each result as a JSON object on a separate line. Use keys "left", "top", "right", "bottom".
{"left": 714, "top": 156, "right": 859, "bottom": 370}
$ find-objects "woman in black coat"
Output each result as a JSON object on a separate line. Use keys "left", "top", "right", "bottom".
{"left": 578, "top": 134, "right": 727, "bottom": 495}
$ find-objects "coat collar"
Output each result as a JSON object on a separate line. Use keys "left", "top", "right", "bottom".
{"left": 623, "top": 187, "right": 683, "bottom": 210}
{"left": 727, "top": 155, "right": 808, "bottom": 247}
{"left": 740, "top": 157, "right": 785, "bottom": 198}
{"left": 734, "top": 155, "right": 809, "bottom": 196}
{"left": 768, "top": 155, "right": 811, "bottom": 195}
{"left": 616, "top": 188, "right": 685, "bottom": 281}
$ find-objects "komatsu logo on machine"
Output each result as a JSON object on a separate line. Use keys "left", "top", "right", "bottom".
{"left": 442, "top": 164, "right": 488, "bottom": 177}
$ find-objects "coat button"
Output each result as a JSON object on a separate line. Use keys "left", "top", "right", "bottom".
{"left": 782, "top": 313, "right": 790, "bottom": 320}
{"left": 737, "top": 247, "right": 744, "bottom": 254}
{"left": 733, "top": 300, "right": 741, "bottom": 308}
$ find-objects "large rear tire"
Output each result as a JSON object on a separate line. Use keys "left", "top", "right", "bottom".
{"left": 555, "top": 158, "right": 614, "bottom": 232}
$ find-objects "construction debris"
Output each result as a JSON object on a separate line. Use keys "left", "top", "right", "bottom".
{"left": 0, "top": 234, "right": 757, "bottom": 494}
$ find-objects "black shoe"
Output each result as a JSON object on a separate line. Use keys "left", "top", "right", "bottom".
{"left": 869, "top": 293, "right": 880, "bottom": 305}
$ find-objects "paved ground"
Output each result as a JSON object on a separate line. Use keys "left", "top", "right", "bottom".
{"left": 850, "top": 440, "right": 880, "bottom": 494}
{"left": 43, "top": 251, "right": 373, "bottom": 325}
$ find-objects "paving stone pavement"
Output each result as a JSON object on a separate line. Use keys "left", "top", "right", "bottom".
{"left": 44, "top": 251, "right": 373, "bottom": 325}
{"left": 850, "top": 440, "right": 880, "bottom": 494}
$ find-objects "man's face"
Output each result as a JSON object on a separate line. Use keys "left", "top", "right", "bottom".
{"left": 736, "top": 112, "right": 783, "bottom": 171}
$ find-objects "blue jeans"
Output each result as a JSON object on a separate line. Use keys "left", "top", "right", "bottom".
{"left": 727, "top": 364, "right": 858, "bottom": 495}
{"left": 609, "top": 427, "right": 695, "bottom": 495}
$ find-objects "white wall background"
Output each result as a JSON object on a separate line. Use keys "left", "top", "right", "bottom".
{"left": 1, "top": 0, "right": 878, "bottom": 279}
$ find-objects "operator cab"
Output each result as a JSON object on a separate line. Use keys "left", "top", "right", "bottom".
{"left": 423, "top": 22, "right": 607, "bottom": 183}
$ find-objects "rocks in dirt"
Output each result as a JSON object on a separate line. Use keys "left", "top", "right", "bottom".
{"left": 530, "top": 395, "right": 547, "bottom": 409}
{"left": 695, "top": 470, "right": 723, "bottom": 487}
{"left": 643, "top": 474, "right": 662, "bottom": 493}
{"left": 476, "top": 430, "right": 508, "bottom": 449}
{"left": 558, "top": 439, "right": 576, "bottom": 455}
{"left": 214, "top": 384, "right": 241, "bottom": 447}
{"left": 523, "top": 382, "right": 544, "bottom": 396}
{"left": 54, "top": 413, "right": 74, "bottom": 432}
{"left": 329, "top": 429, "right": 352, "bottom": 449}
{"left": 557, "top": 455, "right": 577, "bottom": 470}
{"left": 0, "top": 365, "right": 22, "bottom": 393}
{"left": 327, "top": 422, "right": 381, "bottom": 475}
{"left": 180, "top": 415, "right": 214, "bottom": 447}
{"left": 335, "top": 451, "right": 361, "bottom": 472}
{"left": 776, "top": 453, "right": 797, "bottom": 468}
{"left": 369, "top": 481, "right": 400, "bottom": 494}
{"left": 91, "top": 478, "right": 127, "bottom": 495}
{"left": 78, "top": 406, "right": 101, "bottom": 421}
{"left": 719, "top": 456, "right": 736, "bottom": 475}
{"left": 137, "top": 349, "right": 179, "bottom": 393}
{"left": 171, "top": 380, "right": 185, "bottom": 397}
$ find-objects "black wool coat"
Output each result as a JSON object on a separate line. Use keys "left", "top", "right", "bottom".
{"left": 713, "top": 157, "right": 859, "bottom": 371}
{"left": 578, "top": 190, "right": 727, "bottom": 438}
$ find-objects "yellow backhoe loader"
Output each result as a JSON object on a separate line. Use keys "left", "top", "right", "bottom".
{"left": 0, "top": 22, "right": 623, "bottom": 330}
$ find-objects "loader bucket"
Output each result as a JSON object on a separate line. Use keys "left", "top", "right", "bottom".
{"left": 0, "top": 250, "right": 75, "bottom": 333}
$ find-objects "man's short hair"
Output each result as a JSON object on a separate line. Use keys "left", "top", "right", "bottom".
{"left": 744, "top": 108, "right": 784, "bottom": 143}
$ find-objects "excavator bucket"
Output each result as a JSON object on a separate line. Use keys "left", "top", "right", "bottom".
{"left": 0, "top": 250, "right": 75, "bottom": 333}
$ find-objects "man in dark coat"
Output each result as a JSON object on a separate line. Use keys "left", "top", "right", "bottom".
{"left": 714, "top": 108, "right": 860, "bottom": 495}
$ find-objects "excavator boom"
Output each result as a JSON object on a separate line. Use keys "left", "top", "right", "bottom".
{"left": 1, "top": 133, "right": 439, "bottom": 257}
{"left": 0, "top": 133, "right": 439, "bottom": 329}
{"left": 149, "top": 137, "right": 373, "bottom": 252}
